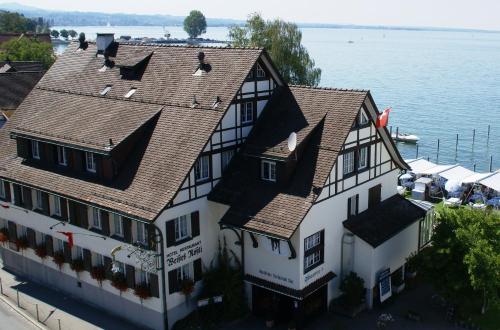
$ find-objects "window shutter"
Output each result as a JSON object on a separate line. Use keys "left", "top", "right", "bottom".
{"left": 191, "top": 211, "right": 200, "bottom": 238}
{"left": 44, "top": 144, "right": 55, "bottom": 165}
{"left": 63, "top": 241, "right": 72, "bottom": 262}
{"left": 12, "top": 184, "right": 21, "bottom": 206}
{"left": 7, "top": 221, "right": 17, "bottom": 241}
{"left": 356, "top": 194, "right": 359, "bottom": 215}
{"left": 166, "top": 219, "right": 175, "bottom": 247}
{"left": 79, "top": 205, "right": 88, "bottom": 229}
{"left": 22, "top": 187, "right": 32, "bottom": 209}
{"left": 320, "top": 231, "right": 325, "bottom": 264}
{"left": 41, "top": 192, "right": 50, "bottom": 216}
{"left": 125, "top": 265, "right": 135, "bottom": 289}
{"left": 45, "top": 236, "right": 54, "bottom": 256}
{"left": 16, "top": 138, "right": 29, "bottom": 159}
{"left": 100, "top": 211, "right": 110, "bottom": 236}
{"left": 347, "top": 198, "right": 352, "bottom": 219}
{"left": 168, "top": 269, "right": 178, "bottom": 294}
{"left": 149, "top": 273, "right": 160, "bottom": 298}
{"left": 60, "top": 198, "right": 68, "bottom": 221}
{"left": 103, "top": 256, "right": 113, "bottom": 280}
{"left": 27, "top": 228, "right": 36, "bottom": 248}
{"left": 72, "top": 150, "right": 84, "bottom": 172}
{"left": 83, "top": 249, "right": 92, "bottom": 271}
{"left": 3, "top": 181, "right": 11, "bottom": 202}
{"left": 194, "top": 258, "right": 202, "bottom": 282}
{"left": 123, "top": 218, "right": 132, "bottom": 243}
{"left": 68, "top": 201, "right": 79, "bottom": 226}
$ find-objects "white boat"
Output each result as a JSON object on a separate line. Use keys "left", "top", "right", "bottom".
{"left": 391, "top": 132, "right": 420, "bottom": 143}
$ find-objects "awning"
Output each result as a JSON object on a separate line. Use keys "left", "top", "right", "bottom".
{"left": 479, "top": 171, "right": 500, "bottom": 192}
{"left": 439, "top": 166, "right": 475, "bottom": 183}
{"left": 406, "top": 158, "right": 437, "bottom": 175}
{"left": 420, "top": 164, "right": 458, "bottom": 176}
{"left": 461, "top": 172, "right": 492, "bottom": 184}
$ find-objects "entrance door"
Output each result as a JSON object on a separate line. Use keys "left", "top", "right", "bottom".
{"left": 368, "top": 184, "right": 382, "bottom": 209}
{"left": 252, "top": 286, "right": 294, "bottom": 324}
{"left": 302, "top": 285, "right": 328, "bottom": 322}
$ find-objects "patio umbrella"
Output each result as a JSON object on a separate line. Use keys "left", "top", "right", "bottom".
{"left": 445, "top": 180, "right": 461, "bottom": 192}
{"left": 400, "top": 173, "right": 413, "bottom": 180}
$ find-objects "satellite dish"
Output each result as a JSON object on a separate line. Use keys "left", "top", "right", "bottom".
{"left": 287, "top": 132, "right": 297, "bottom": 152}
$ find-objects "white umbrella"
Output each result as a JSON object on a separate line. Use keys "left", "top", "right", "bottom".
{"left": 445, "top": 180, "right": 461, "bottom": 192}
{"left": 400, "top": 173, "right": 413, "bottom": 180}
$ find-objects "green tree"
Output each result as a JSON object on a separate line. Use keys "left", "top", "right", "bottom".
{"left": 422, "top": 208, "right": 500, "bottom": 314}
{"left": 50, "top": 29, "right": 59, "bottom": 38}
{"left": 0, "top": 37, "right": 55, "bottom": 69}
{"left": 183, "top": 10, "right": 207, "bottom": 39}
{"left": 68, "top": 29, "right": 77, "bottom": 39}
{"left": 229, "top": 13, "right": 321, "bottom": 86}
{"left": 0, "top": 10, "right": 36, "bottom": 33}
{"left": 59, "top": 29, "right": 69, "bottom": 40}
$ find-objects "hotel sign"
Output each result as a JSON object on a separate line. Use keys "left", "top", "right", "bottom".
{"left": 166, "top": 240, "right": 202, "bottom": 267}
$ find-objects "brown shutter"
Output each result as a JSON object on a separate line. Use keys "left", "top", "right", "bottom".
{"left": 166, "top": 219, "right": 175, "bottom": 247}
{"left": 12, "top": 184, "right": 22, "bottom": 206}
{"left": 27, "top": 228, "right": 36, "bottom": 248}
{"left": 72, "top": 150, "right": 84, "bottom": 172}
{"left": 104, "top": 256, "right": 113, "bottom": 280}
{"left": 191, "top": 211, "right": 200, "bottom": 238}
{"left": 60, "top": 198, "right": 68, "bottom": 221}
{"left": 194, "top": 258, "right": 202, "bottom": 282}
{"left": 68, "top": 201, "right": 79, "bottom": 226}
{"left": 125, "top": 265, "right": 135, "bottom": 288}
{"left": 123, "top": 218, "right": 132, "bottom": 243}
{"left": 16, "top": 138, "right": 29, "bottom": 158}
{"left": 8, "top": 221, "right": 17, "bottom": 241}
{"left": 79, "top": 205, "right": 88, "bottom": 229}
{"left": 101, "top": 211, "right": 110, "bottom": 236}
{"left": 168, "top": 269, "right": 178, "bottom": 294}
{"left": 45, "top": 236, "right": 54, "bottom": 256}
{"left": 147, "top": 224, "right": 156, "bottom": 251}
{"left": 83, "top": 249, "right": 92, "bottom": 271}
{"left": 22, "top": 187, "right": 32, "bottom": 209}
{"left": 41, "top": 192, "right": 50, "bottom": 215}
{"left": 44, "top": 144, "right": 55, "bottom": 165}
{"left": 149, "top": 273, "right": 160, "bottom": 298}
{"left": 63, "top": 241, "right": 72, "bottom": 262}
{"left": 3, "top": 181, "right": 11, "bottom": 202}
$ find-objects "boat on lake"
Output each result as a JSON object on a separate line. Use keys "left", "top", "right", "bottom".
{"left": 391, "top": 132, "right": 420, "bottom": 143}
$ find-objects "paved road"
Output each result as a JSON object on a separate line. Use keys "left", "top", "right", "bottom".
{"left": 0, "top": 299, "right": 38, "bottom": 330}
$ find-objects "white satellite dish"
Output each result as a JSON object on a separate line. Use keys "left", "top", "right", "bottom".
{"left": 287, "top": 132, "right": 297, "bottom": 152}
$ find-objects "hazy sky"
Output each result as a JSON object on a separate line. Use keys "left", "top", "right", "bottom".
{"left": 5, "top": 0, "right": 500, "bottom": 30}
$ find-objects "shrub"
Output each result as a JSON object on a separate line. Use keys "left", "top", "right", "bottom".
{"left": 339, "top": 272, "right": 365, "bottom": 308}
{"left": 405, "top": 251, "right": 421, "bottom": 273}
{"left": 70, "top": 259, "right": 85, "bottom": 273}
{"left": 52, "top": 252, "right": 65, "bottom": 269}
{"left": 90, "top": 266, "right": 106, "bottom": 285}
{"left": 0, "top": 228, "right": 8, "bottom": 243}
{"left": 35, "top": 244, "right": 47, "bottom": 259}
{"left": 134, "top": 283, "right": 151, "bottom": 301}
{"left": 15, "top": 236, "right": 29, "bottom": 250}
{"left": 111, "top": 273, "right": 128, "bottom": 293}
{"left": 392, "top": 269, "right": 404, "bottom": 286}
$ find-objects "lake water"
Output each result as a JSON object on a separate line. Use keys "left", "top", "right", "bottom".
{"left": 53, "top": 26, "right": 500, "bottom": 172}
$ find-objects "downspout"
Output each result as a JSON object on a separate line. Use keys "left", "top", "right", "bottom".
{"left": 340, "top": 232, "right": 354, "bottom": 279}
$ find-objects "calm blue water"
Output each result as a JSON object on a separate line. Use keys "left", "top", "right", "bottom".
{"left": 53, "top": 26, "right": 500, "bottom": 172}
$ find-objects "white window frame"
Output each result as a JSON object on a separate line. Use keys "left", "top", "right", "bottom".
{"left": 56, "top": 238, "right": 64, "bottom": 252}
{"left": 221, "top": 149, "right": 234, "bottom": 171}
{"left": 194, "top": 155, "right": 210, "bottom": 182}
{"left": 138, "top": 269, "right": 149, "bottom": 285}
{"left": 136, "top": 222, "right": 146, "bottom": 244}
{"left": 241, "top": 102, "right": 253, "bottom": 124}
{"left": 75, "top": 246, "right": 84, "bottom": 259}
{"left": 57, "top": 146, "right": 67, "bottom": 166}
{"left": 256, "top": 64, "right": 265, "bottom": 78}
{"left": 358, "top": 146, "right": 368, "bottom": 170}
{"left": 175, "top": 215, "right": 190, "bottom": 242}
{"left": 261, "top": 160, "right": 276, "bottom": 182}
{"left": 304, "top": 232, "right": 321, "bottom": 251}
{"left": 0, "top": 180, "right": 5, "bottom": 199}
{"left": 91, "top": 207, "right": 101, "bottom": 229}
{"left": 348, "top": 195, "right": 358, "bottom": 217}
{"left": 343, "top": 151, "right": 355, "bottom": 175}
{"left": 36, "top": 190, "right": 43, "bottom": 210}
{"left": 31, "top": 140, "right": 40, "bottom": 159}
{"left": 305, "top": 251, "right": 321, "bottom": 269}
{"left": 112, "top": 214, "right": 123, "bottom": 237}
{"left": 85, "top": 152, "right": 96, "bottom": 173}
{"left": 177, "top": 263, "right": 193, "bottom": 282}
{"left": 359, "top": 111, "right": 369, "bottom": 125}
{"left": 53, "top": 196, "right": 62, "bottom": 216}
{"left": 94, "top": 253, "right": 104, "bottom": 266}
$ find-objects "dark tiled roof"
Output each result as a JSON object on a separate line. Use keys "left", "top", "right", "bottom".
{"left": 12, "top": 89, "right": 162, "bottom": 152}
{"left": 0, "top": 43, "right": 264, "bottom": 221}
{"left": 245, "top": 271, "right": 336, "bottom": 300}
{"left": 0, "top": 71, "right": 44, "bottom": 110}
{"left": 0, "top": 61, "right": 45, "bottom": 72}
{"left": 343, "top": 195, "right": 429, "bottom": 248}
{"left": 210, "top": 87, "right": 368, "bottom": 239}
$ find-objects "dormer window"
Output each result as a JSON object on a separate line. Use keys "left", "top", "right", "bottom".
{"left": 57, "top": 146, "right": 67, "bottom": 166}
{"left": 261, "top": 160, "right": 276, "bottom": 182}
{"left": 124, "top": 88, "right": 136, "bottom": 99}
{"left": 100, "top": 85, "right": 112, "bottom": 96}
{"left": 241, "top": 102, "right": 253, "bottom": 124}
{"left": 256, "top": 64, "right": 266, "bottom": 78}
{"left": 85, "top": 152, "right": 96, "bottom": 173}
{"left": 31, "top": 140, "right": 40, "bottom": 159}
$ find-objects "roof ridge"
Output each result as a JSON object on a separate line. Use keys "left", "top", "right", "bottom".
{"left": 81, "top": 40, "right": 263, "bottom": 51}
{"left": 289, "top": 85, "right": 369, "bottom": 93}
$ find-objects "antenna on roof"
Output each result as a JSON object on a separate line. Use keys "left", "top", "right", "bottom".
{"left": 287, "top": 132, "right": 297, "bottom": 152}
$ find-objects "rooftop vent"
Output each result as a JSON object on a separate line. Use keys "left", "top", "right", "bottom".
{"left": 96, "top": 33, "right": 115, "bottom": 55}
{"left": 212, "top": 96, "right": 221, "bottom": 109}
{"left": 191, "top": 96, "right": 200, "bottom": 108}
{"left": 100, "top": 85, "right": 112, "bottom": 96}
{"left": 124, "top": 88, "right": 137, "bottom": 99}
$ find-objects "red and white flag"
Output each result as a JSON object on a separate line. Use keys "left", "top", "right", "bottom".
{"left": 58, "top": 231, "right": 74, "bottom": 248}
{"left": 376, "top": 107, "right": 392, "bottom": 128}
